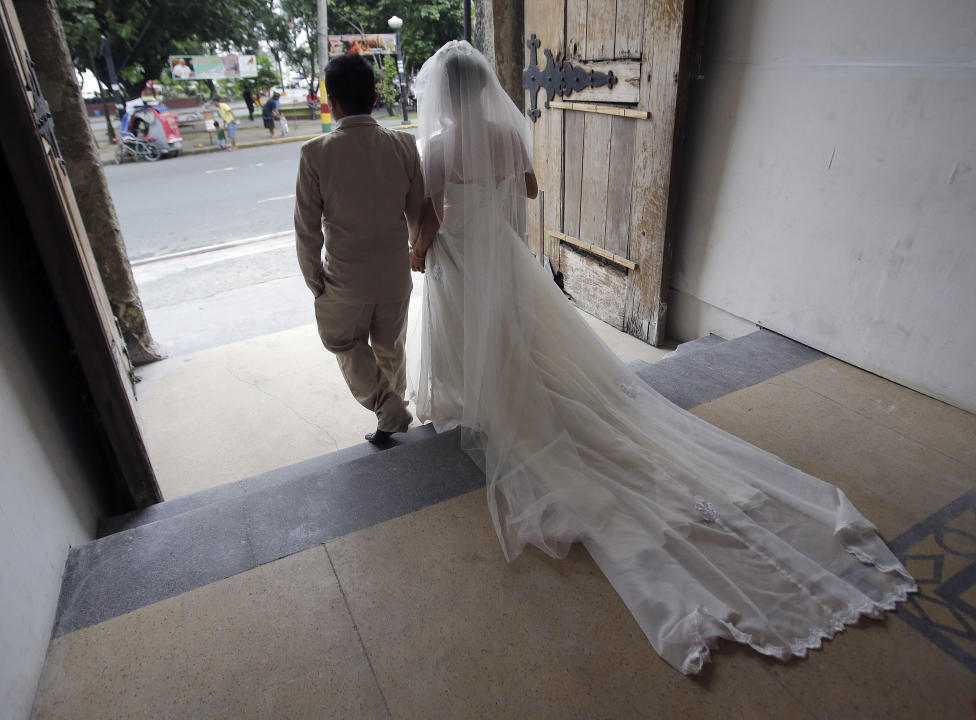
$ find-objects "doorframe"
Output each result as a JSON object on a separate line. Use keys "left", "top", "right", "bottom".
{"left": 0, "top": 0, "right": 161, "bottom": 508}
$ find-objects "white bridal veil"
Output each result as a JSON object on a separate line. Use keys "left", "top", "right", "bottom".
{"left": 408, "top": 41, "right": 915, "bottom": 674}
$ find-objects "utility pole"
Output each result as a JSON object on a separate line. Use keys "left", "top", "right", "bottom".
{"left": 94, "top": 74, "right": 115, "bottom": 143}
{"left": 317, "top": 0, "right": 331, "bottom": 132}
{"left": 100, "top": 35, "right": 125, "bottom": 121}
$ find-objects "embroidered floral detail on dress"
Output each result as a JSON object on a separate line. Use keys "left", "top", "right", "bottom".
{"left": 694, "top": 496, "right": 718, "bottom": 523}
{"left": 429, "top": 263, "right": 443, "bottom": 281}
{"left": 617, "top": 380, "right": 641, "bottom": 398}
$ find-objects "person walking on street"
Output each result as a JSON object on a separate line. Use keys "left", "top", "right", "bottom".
{"left": 294, "top": 54, "right": 425, "bottom": 443}
{"left": 262, "top": 92, "right": 279, "bottom": 137}
{"left": 242, "top": 86, "right": 255, "bottom": 121}
{"left": 215, "top": 97, "right": 238, "bottom": 150}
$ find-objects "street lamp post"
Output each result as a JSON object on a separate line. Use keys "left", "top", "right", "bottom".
{"left": 387, "top": 15, "right": 409, "bottom": 124}
{"left": 317, "top": 0, "right": 331, "bottom": 132}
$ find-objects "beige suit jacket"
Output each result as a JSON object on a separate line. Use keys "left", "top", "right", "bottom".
{"left": 294, "top": 116, "right": 425, "bottom": 303}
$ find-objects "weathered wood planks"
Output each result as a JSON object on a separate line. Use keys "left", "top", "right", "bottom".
{"left": 558, "top": 244, "right": 629, "bottom": 327}
{"left": 623, "top": 0, "right": 694, "bottom": 344}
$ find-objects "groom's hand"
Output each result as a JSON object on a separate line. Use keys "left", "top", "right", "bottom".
{"left": 409, "top": 247, "right": 426, "bottom": 273}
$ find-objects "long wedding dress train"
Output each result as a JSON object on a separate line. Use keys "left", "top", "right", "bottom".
{"left": 408, "top": 41, "right": 914, "bottom": 674}
{"left": 408, "top": 182, "right": 915, "bottom": 674}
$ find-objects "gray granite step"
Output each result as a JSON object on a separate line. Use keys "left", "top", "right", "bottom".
{"left": 628, "top": 329, "right": 824, "bottom": 410}
{"left": 98, "top": 424, "right": 438, "bottom": 537}
{"left": 672, "top": 333, "right": 726, "bottom": 356}
{"left": 57, "top": 426, "right": 483, "bottom": 637}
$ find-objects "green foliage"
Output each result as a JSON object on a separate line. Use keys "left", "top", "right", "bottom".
{"left": 57, "top": 0, "right": 100, "bottom": 70}
{"left": 279, "top": 0, "right": 318, "bottom": 88}
{"left": 56, "top": 0, "right": 275, "bottom": 99}
{"left": 56, "top": 0, "right": 463, "bottom": 101}
{"left": 376, "top": 55, "right": 398, "bottom": 113}
{"left": 327, "top": 0, "right": 463, "bottom": 74}
{"left": 222, "top": 54, "right": 280, "bottom": 99}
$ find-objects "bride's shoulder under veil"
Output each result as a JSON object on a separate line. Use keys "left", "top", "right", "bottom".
{"left": 407, "top": 39, "right": 914, "bottom": 677}
{"left": 414, "top": 40, "right": 536, "bottom": 214}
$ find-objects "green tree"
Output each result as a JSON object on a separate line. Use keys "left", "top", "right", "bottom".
{"left": 280, "top": 0, "right": 318, "bottom": 90}
{"left": 56, "top": 0, "right": 277, "bottom": 100}
{"left": 232, "top": 54, "right": 281, "bottom": 98}
{"left": 328, "top": 0, "right": 463, "bottom": 74}
{"left": 377, "top": 54, "right": 398, "bottom": 115}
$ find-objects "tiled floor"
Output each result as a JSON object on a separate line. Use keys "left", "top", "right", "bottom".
{"left": 32, "top": 353, "right": 976, "bottom": 718}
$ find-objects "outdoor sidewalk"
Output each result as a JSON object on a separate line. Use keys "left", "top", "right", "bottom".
{"left": 133, "top": 297, "right": 672, "bottom": 500}
{"left": 90, "top": 101, "right": 418, "bottom": 165}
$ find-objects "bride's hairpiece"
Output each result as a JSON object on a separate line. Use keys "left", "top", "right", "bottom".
{"left": 416, "top": 40, "right": 487, "bottom": 105}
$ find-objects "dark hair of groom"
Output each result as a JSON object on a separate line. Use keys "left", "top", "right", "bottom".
{"left": 324, "top": 54, "right": 376, "bottom": 115}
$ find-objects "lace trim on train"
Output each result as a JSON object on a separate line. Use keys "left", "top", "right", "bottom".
{"left": 616, "top": 379, "right": 642, "bottom": 398}
{"left": 679, "top": 527, "right": 918, "bottom": 674}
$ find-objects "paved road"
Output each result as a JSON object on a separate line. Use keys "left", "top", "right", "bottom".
{"left": 105, "top": 141, "right": 303, "bottom": 261}
{"left": 118, "top": 138, "right": 423, "bottom": 356}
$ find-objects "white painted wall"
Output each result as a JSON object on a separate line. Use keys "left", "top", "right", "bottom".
{"left": 0, "top": 295, "right": 100, "bottom": 718}
{"left": 669, "top": 0, "right": 976, "bottom": 412}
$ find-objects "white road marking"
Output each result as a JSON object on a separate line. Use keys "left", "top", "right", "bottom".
{"left": 257, "top": 193, "right": 296, "bottom": 204}
{"left": 205, "top": 166, "right": 238, "bottom": 174}
{"left": 132, "top": 235, "right": 295, "bottom": 283}
{"left": 131, "top": 230, "right": 293, "bottom": 266}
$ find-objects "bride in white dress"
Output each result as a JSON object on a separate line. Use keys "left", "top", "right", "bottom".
{"left": 406, "top": 40, "right": 915, "bottom": 674}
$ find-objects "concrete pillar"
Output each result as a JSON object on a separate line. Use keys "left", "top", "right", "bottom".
{"left": 14, "top": 0, "right": 162, "bottom": 365}
{"left": 473, "top": 0, "right": 525, "bottom": 113}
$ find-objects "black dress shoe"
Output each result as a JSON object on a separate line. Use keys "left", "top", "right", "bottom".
{"left": 365, "top": 428, "right": 396, "bottom": 444}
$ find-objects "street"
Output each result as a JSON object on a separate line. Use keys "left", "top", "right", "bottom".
{"left": 105, "top": 140, "right": 303, "bottom": 261}
{"left": 115, "top": 139, "right": 424, "bottom": 358}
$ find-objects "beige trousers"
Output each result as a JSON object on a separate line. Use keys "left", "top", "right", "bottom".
{"left": 314, "top": 295, "right": 412, "bottom": 433}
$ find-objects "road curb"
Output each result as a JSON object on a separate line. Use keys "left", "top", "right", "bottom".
{"left": 183, "top": 133, "right": 319, "bottom": 155}
{"left": 99, "top": 121, "right": 419, "bottom": 165}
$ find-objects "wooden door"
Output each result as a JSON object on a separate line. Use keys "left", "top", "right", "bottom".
{"left": 525, "top": 0, "right": 695, "bottom": 345}
{"left": 0, "top": 0, "right": 160, "bottom": 507}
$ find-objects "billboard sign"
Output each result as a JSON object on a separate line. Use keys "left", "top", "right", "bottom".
{"left": 328, "top": 34, "right": 396, "bottom": 57}
{"left": 169, "top": 55, "right": 258, "bottom": 80}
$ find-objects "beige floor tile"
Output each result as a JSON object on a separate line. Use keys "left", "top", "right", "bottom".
{"left": 179, "top": 546, "right": 374, "bottom": 714}
{"left": 690, "top": 375, "right": 973, "bottom": 538}
{"left": 195, "top": 654, "right": 389, "bottom": 720}
{"left": 783, "top": 358, "right": 976, "bottom": 470}
{"left": 136, "top": 325, "right": 371, "bottom": 500}
{"left": 263, "top": 664, "right": 390, "bottom": 720}
{"left": 31, "top": 595, "right": 188, "bottom": 720}
{"left": 578, "top": 309, "right": 676, "bottom": 365}
{"left": 328, "top": 490, "right": 809, "bottom": 720}
{"left": 763, "top": 612, "right": 975, "bottom": 720}
{"left": 203, "top": 690, "right": 271, "bottom": 720}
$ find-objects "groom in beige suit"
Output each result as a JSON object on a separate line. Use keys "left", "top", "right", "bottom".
{"left": 295, "top": 54, "right": 425, "bottom": 443}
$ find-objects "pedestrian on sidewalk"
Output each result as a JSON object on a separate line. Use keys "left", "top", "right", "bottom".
{"left": 294, "top": 54, "right": 425, "bottom": 444}
{"left": 262, "top": 92, "right": 279, "bottom": 137}
{"left": 214, "top": 119, "right": 226, "bottom": 149}
{"left": 215, "top": 96, "right": 238, "bottom": 150}
{"left": 242, "top": 85, "right": 255, "bottom": 121}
